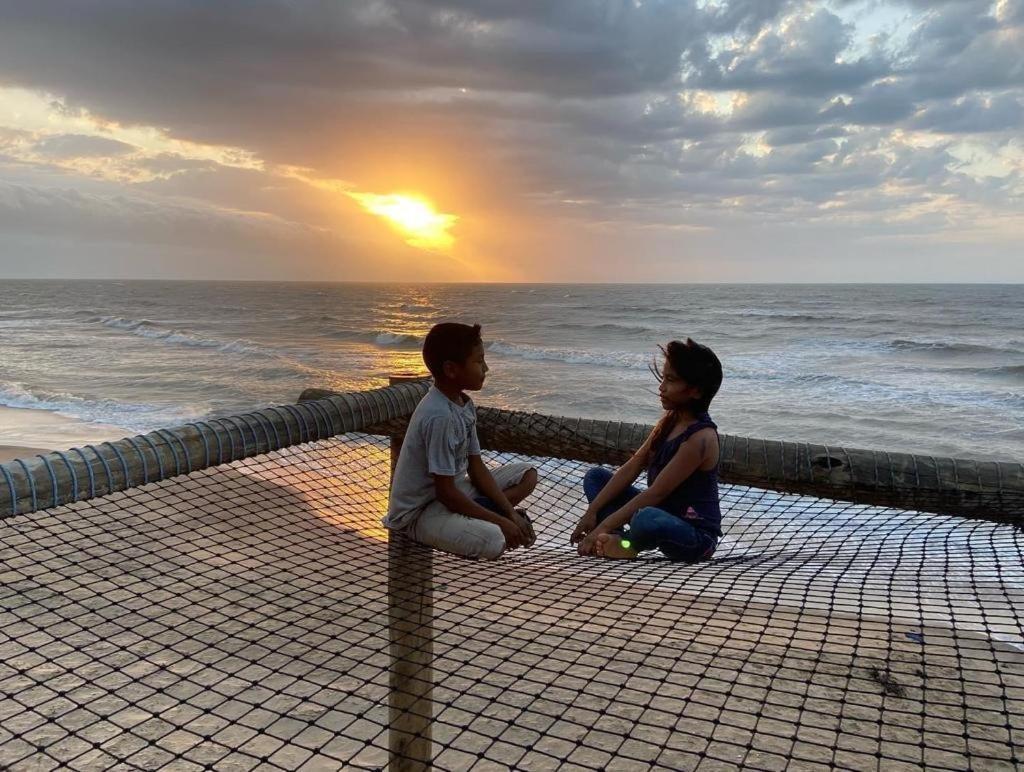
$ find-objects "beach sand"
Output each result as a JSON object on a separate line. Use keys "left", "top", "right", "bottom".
{"left": 0, "top": 405, "right": 126, "bottom": 463}
{"left": 0, "top": 444, "right": 52, "bottom": 464}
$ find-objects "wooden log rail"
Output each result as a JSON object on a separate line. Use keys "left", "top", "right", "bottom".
{"left": 0, "top": 382, "right": 427, "bottom": 519}
{"left": 1, "top": 380, "right": 1020, "bottom": 524}
{"left": 305, "top": 384, "right": 1022, "bottom": 525}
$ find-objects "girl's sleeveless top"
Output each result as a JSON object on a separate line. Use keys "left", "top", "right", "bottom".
{"left": 646, "top": 413, "right": 723, "bottom": 537}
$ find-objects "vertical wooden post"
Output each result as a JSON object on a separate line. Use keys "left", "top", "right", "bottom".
{"left": 388, "top": 374, "right": 433, "bottom": 772}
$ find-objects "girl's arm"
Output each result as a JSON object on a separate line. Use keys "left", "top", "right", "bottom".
{"left": 571, "top": 431, "right": 654, "bottom": 544}
{"left": 589, "top": 428, "right": 715, "bottom": 536}
{"left": 583, "top": 431, "right": 654, "bottom": 517}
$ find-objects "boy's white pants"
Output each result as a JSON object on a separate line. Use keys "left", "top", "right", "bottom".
{"left": 409, "top": 462, "right": 534, "bottom": 560}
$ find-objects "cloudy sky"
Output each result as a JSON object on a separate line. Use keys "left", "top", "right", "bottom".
{"left": 0, "top": 0, "right": 1021, "bottom": 282}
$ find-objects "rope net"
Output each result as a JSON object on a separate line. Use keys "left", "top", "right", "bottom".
{"left": 1, "top": 434, "right": 1022, "bottom": 771}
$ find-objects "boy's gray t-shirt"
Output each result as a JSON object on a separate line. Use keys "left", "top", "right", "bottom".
{"left": 384, "top": 385, "right": 482, "bottom": 532}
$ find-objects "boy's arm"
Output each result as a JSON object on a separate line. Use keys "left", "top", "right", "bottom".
{"left": 420, "top": 416, "right": 525, "bottom": 548}
{"left": 467, "top": 455, "right": 516, "bottom": 518}
{"left": 433, "top": 475, "right": 528, "bottom": 548}
{"left": 420, "top": 415, "right": 498, "bottom": 523}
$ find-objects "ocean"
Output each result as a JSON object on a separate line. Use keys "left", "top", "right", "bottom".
{"left": 1, "top": 281, "right": 1021, "bottom": 461}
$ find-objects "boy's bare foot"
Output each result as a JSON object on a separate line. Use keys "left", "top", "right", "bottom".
{"left": 595, "top": 533, "right": 637, "bottom": 559}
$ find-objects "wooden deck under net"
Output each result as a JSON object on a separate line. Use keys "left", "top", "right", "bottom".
{"left": 1, "top": 434, "right": 1022, "bottom": 771}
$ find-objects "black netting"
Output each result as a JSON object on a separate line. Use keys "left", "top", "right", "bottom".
{"left": 1, "top": 434, "right": 1022, "bottom": 770}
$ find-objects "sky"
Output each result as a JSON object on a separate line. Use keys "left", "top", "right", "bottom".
{"left": 0, "top": 0, "right": 1021, "bottom": 283}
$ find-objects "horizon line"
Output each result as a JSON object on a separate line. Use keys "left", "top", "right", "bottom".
{"left": 3, "top": 277, "right": 1023, "bottom": 286}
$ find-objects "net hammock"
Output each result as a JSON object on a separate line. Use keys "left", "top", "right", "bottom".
{"left": 1, "top": 382, "right": 1022, "bottom": 771}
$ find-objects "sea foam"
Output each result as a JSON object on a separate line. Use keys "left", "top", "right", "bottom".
{"left": 92, "top": 316, "right": 267, "bottom": 356}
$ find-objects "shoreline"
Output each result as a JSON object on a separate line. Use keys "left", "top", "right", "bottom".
{"left": 0, "top": 405, "right": 126, "bottom": 461}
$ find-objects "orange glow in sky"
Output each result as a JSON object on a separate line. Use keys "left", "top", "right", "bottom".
{"left": 348, "top": 191, "right": 458, "bottom": 251}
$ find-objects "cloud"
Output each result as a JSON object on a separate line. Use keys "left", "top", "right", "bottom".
{"left": 0, "top": 0, "right": 1020, "bottom": 280}
{"left": 899, "top": 1, "right": 1024, "bottom": 97}
{"left": 134, "top": 152, "right": 221, "bottom": 175}
{"left": 764, "top": 124, "right": 847, "bottom": 146}
{"left": 705, "top": 0, "right": 796, "bottom": 37}
{"left": 31, "top": 133, "right": 136, "bottom": 159}
{"left": 910, "top": 93, "right": 1024, "bottom": 133}
{"left": 0, "top": 173, "right": 482, "bottom": 281}
{"left": 0, "top": 178, "right": 321, "bottom": 249}
{"left": 821, "top": 82, "right": 918, "bottom": 126}
{"left": 687, "top": 7, "right": 890, "bottom": 96}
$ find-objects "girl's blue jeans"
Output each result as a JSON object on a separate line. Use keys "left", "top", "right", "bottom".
{"left": 583, "top": 466, "right": 717, "bottom": 563}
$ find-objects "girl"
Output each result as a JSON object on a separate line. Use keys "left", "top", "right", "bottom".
{"left": 571, "top": 338, "right": 723, "bottom": 561}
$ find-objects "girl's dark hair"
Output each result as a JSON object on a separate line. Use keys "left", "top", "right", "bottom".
{"left": 422, "top": 322, "right": 483, "bottom": 378}
{"left": 650, "top": 338, "right": 723, "bottom": 449}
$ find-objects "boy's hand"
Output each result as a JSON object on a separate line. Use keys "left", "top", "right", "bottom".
{"left": 499, "top": 518, "right": 529, "bottom": 550}
{"left": 511, "top": 508, "right": 536, "bottom": 547}
{"left": 570, "top": 509, "right": 596, "bottom": 545}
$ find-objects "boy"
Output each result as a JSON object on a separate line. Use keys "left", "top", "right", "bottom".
{"left": 383, "top": 322, "right": 538, "bottom": 559}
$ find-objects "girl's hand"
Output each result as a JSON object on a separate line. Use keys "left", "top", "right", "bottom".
{"left": 570, "top": 509, "right": 597, "bottom": 545}
{"left": 577, "top": 528, "right": 604, "bottom": 556}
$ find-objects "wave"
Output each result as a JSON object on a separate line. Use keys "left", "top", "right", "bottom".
{"left": 731, "top": 309, "right": 843, "bottom": 322}
{"left": 326, "top": 329, "right": 424, "bottom": 348}
{"left": 0, "top": 380, "right": 204, "bottom": 431}
{"left": 0, "top": 318, "right": 52, "bottom": 329}
{"left": 560, "top": 322, "right": 656, "bottom": 335}
{"left": 91, "top": 316, "right": 267, "bottom": 356}
{"left": 726, "top": 365, "right": 848, "bottom": 386}
{"left": 943, "top": 364, "right": 1024, "bottom": 379}
{"left": 375, "top": 331, "right": 423, "bottom": 347}
{"left": 559, "top": 305, "right": 845, "bottom": 323}
{"left": 1, "top": 309, "right": 55, "bottom": 320}
{"left": 487, "top": 341, "right": 648, "bottom": 368}
{"left": 726, "top": 368, "right": 1024, "bottom": 412}
{"left": 890, "top": 339, "right": 1021, "bottom": 356}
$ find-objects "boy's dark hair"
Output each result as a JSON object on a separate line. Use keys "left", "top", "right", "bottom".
{"left": 422, "top": 323, "right": 483, "bottom": 379}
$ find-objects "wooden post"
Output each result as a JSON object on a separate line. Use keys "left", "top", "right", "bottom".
{"left": 387, "top": 374, "right": 433, "bottom": 772}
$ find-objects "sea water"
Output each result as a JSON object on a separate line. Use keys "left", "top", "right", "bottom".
{"left": 1, "top": 281, "right": 1021, "bottom": 461}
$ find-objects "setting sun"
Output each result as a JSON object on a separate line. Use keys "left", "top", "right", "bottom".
{"left": 348, "top": 191, "right": 458, "bottom": 251}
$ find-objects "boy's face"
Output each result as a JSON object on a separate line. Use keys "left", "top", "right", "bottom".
{"left": 446, "top": 342, "right": 489, "bottom": 391}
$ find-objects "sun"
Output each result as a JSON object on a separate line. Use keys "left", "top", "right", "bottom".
{"left": 349, "top": 191, "right": 458, "bottom": 251}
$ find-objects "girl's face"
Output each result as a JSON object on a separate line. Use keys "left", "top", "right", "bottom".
{"left": 658, "top": 359, "right": 701, "bottom": 411}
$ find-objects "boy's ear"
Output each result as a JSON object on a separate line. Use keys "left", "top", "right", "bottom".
{"left": 442, "top": 360, "right": 458, "bottom": 380}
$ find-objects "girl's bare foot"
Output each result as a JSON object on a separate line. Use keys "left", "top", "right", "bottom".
{"left": 595, "top": 533, "right": 638, "bottom": 559}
